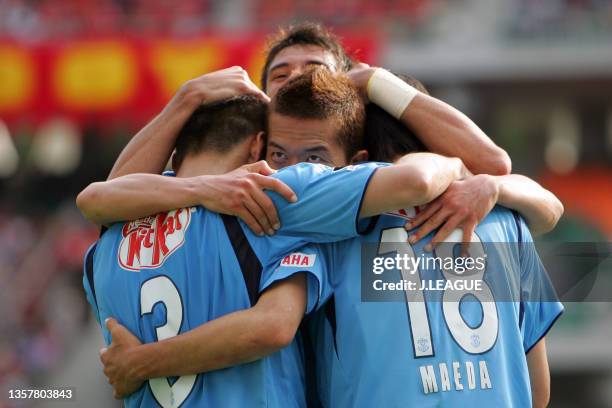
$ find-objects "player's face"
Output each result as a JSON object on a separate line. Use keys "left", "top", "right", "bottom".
{"left": 265, "top": 45, "right": 338, "bottom": 98}
{"left": 266, "top": 112, "right": 348, "bottom": 169}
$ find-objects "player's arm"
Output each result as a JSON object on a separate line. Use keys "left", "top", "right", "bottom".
{"left": 76, "top": 161, "right": 296, "bottom": 236}
{"left": 398, "top": 90, "right": 511, "bottom": 176}
{"left": 359, "top": 153, "right": 468, "bottom": 218}
{"left": 222, "top": 154, "right": 471, "bottom": 247}
{"left": 496, "top": 174, "right": 563, "bottom": 235}
{"left": 108, "top": 67, "right": 269, "bottom": 180}
{"left": 81, "top": 152, "right": 466, "bottom": 244}
{"left": 526, "top": 338, "right": 551, "bottom": 408}
{"left": 80, "top": 150, "right": 463, "bottom": 234}
{"left": 77, "top": 174, "right": 204, "bottom": 225}
{"left": 348, "top": 65, "right": 511, "bottom": 175}
{"left": 100, "top": 274, "right": 307, "bottom": 398}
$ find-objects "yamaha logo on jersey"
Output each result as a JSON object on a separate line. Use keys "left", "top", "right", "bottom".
{"left": 280, "top": 253, "right": 317, "bottom": 267}
{"left": 118, "top": 208, "right": 191, "bottom": 271}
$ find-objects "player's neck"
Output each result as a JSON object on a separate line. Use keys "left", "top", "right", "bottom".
{"left": 175, "top": 151, "right": 245, "bottom": 178}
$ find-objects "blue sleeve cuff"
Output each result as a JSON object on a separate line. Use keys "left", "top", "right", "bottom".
{"left": 260, "top": 268, "right": 322, "bottom": 315}
{"left": 355, "top": 166, "right": 382, "bottom": 235}
{"left": 525, "top": 305, "right": 564, "bottom": 354}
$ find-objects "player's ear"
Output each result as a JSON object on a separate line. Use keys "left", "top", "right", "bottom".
{"left": 249, "top": 131, "right": 265, "bottom": 163}
{"left": 350, "top": 149, "right": 368, "bottom": 164}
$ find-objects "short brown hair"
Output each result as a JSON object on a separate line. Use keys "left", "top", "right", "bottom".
{"left": 272, "top": 67, "right": 365, "bottom": 160}
{"left": 364, "top": 74, "right": 430, "bottom": 162}
{"left": 174, "top": 95, "right": 266, "bottom": 167}
{"left": 261, "top": 22, "right": 353, "bottom": 91}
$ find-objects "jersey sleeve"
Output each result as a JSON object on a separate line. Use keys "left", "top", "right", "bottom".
{"left": 260, "top": 244, "right": 333, "bottom": 315}
{"left": 82, "top": 242, "right": 102, "bottom": 325}
{"left": 268, "top": 162, "right": 387, "bottom": 242}
{"left": 516, "top": 215, "right": 564, "bottom": 353}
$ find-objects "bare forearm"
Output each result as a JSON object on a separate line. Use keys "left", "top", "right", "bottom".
{"left": 108, "top": 94, "right": 197, "bottom": 180}
{"left": 77, "top": 174, "right": 202, "bottom": 224}
{"left": 423, "top": 156, "right": 468, "bottom": 200}
{"left": 496, "top": 174, "right": 563, "bottom": 236}
{"left": 401, "top": 94, "right": 511, "bottom": 175}
{"left": 361, "top": 153, "right": 465, "bottom": 218}
{"left": 130, "top": 309, "right": 281, "bottom": 379}
{"left": 527, "top": 339, "right": 551, "bottom": 408}
{"left": 102, "top": 275, "right": 305, "bottom": 389}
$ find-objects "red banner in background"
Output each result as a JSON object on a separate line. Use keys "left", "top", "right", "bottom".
{"left": 0, "top": 35, "right": 379, "bottom": 129}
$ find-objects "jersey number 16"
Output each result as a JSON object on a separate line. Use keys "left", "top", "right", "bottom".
{"left": 377, "top": 228, "right": 498, "bottom": 358}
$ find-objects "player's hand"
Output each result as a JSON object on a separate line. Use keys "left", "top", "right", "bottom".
{"left": 405, "top": 175, "right": 500, "bottom": 254}
{"left": 100, "top": 318, "right": 144, "bottom": 399}
{"left": 198, "top": 160, "right": 298, "bottom": 236}
{"left": 176, "top": 66, "right": 270, "bottom": 109}
{"left": 346, "top": 62, "right": 378, "bottom": 103}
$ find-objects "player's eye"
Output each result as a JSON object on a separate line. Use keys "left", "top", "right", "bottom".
{"left": 270, "top": 151, "right": 288, "bottom": 163}
{"left": 306, "top": 155, "right": 323, "bottom": 163}
{"left": 272, "top": 73, "right": 288, "bottom": 81}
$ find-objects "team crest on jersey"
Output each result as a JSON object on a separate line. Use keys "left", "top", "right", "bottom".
{"left": 471, "top": 334, "right": 481, "bottom": 348}
{"left": 118, "top": 208, "right": 191, "bottom": 271}
{"left": 417, "top": 338, "right": 431, "bottom": 353}
{"left": 280, "top": 253, "right": 316, "bottom": 268}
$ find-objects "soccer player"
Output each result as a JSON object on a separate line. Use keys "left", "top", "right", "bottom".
{"left": 105, "top": 23, "right": 513, "bottom": 239}
{"left": 81, "top": 69, "right": 563, "bottom": 407}
{"left": 80, "top": 89, "right": 475, "bottom": 406}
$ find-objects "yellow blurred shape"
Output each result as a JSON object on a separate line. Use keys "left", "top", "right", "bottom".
{"left": 246, "top": 43, "right": 266, "bottom": 89}
{"left": 0, "top": 46, "right": 35, "bottom": 110}
{"left": 151, "top": 41, "right": 223, "bottom": 99}
{"left": 53, "top": 42, "right": 137, "bottom": 110}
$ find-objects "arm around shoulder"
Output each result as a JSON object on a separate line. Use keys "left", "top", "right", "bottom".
{"left": 76, "top": 174, "right": 205, "bottom": 225}
{"left": 497, "top": 174, "right": 564, "bottom": 236}
{"left": 360, "top": 153, "right": 467, "bottom": 218}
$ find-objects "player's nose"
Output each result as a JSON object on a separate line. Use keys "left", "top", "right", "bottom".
{"left": 287, "top": 68, "right": 303, "bottom": 82}
{"left": 284, "top": 156, "right": 301, "bottom": 168}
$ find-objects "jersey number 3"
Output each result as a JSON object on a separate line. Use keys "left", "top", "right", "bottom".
{"left": 141, "top": 276, "right": 196, "bottom": 407}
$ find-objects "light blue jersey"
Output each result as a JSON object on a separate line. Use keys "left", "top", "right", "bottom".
{"left": 267, "top": 206, "right": 563, "bottom": 407}
{"left": 82, "top": 162, "right": 383, "bottom": 408}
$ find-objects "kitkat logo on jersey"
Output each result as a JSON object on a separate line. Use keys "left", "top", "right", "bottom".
{"left": 280, "top": 253, "right": 317, "bottom": 268}
{"left": 118, "top": 208, "right": 191, "bottom": 271}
